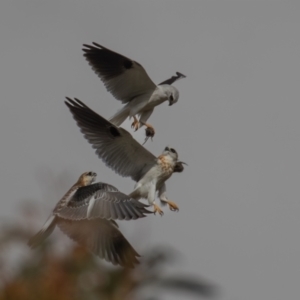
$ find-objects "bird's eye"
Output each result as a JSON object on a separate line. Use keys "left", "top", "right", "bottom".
{"left": 170, "top": 148, "right": 176, "bottom": 153}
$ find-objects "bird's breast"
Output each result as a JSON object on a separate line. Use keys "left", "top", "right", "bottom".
{"left": 139, "top": 158, "right": 174, "bottom": 187}
{"left": 145, "top": 90, "right": 167, "bottom": 108}
{"left": 157, "top": 156, "right": 174, "bottom": 179}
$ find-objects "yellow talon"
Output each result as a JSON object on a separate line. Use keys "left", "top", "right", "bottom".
{"left": 153, "top": 203, "right": 164, "bottom": 216}
{"left": 166, "top": 200, "right": 179, "bottom": 212}
{"left": 131, "top": 116, "right": 140, "bottom": 131}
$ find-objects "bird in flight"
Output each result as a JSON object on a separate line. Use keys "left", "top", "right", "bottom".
{"left": 28, "top": 171, "right": 151, "bottom": 268}
{"left": 82, "top": 42, "right": 186, "bottom": 142}
{"left": 65, "top": 98, "right": 186, "bottom": 216}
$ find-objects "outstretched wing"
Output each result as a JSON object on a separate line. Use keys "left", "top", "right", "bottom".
{"left": 65, "top": 98, "right": 156, "bottom": 182}
{"left": 28, "top": 215, "right": 56, "bottom": 248}
{"left": 158, "top": 72, "right": 186, "bottom": 85}
{"left": 83, "top": 42, "right": 156, "bottom": 103}
{"left": 56, "top": 218, "right": 140, "bottom": 268}
{"left": 56, "top": 182, "right": 151, "bottom": 221}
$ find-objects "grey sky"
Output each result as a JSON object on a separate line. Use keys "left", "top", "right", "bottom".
{"left": 1, "top": 1, "right": 300, "bottom": 299}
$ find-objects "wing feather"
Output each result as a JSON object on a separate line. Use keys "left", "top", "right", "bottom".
{"left": 56, "top": 182, "right": 151, "bottom": 221}
{"left": 65, "top": 97, "right": 156, "bottom": 181}
{"left": 83, "top": 43, "right": 156, "bottom": 103}
{"left": 56, "top": 218, "right": 139, "bottom": 268}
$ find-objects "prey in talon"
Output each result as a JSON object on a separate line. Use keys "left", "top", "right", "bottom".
{"left": 82, "top": 42, "right": 186, "bottom": 140}
{"left": 143, "top": 125, "right": 156, "bottom": 145}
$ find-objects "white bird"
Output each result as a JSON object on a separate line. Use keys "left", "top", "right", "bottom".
{"left": 28, "top": 171, "right": 151, "bottom": 268}
{"left": 65, "top": 98, "right": 186, "bottom": 216}
{"left": 83, "top": 42, "right": 186, "bottom": 141}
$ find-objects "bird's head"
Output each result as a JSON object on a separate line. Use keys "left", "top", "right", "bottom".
{"left": 162, "top": 146, "right": 178, "bottom": 161}
{"left": 78, "top": 171, "right": 97, "bottom": 186}
{"left": 160, "top": 85, "right": 179, "bottom": 106}
{"left": 168, "top": 86, "right": 179, "bottom": 106}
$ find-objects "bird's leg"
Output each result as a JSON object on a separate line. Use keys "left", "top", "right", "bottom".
{"left": 131, "top": 116, "right": 140, "bottom": 131}
{"left": 158, "top": 184, "right": 179, "bottom": 212}
{"left": 139, "top": 109, "right": 155, "bottom": 144}
{"left": 146, "top": 180, "right": 163, "bottom": 216}
{"left": 160, "top": 199, "right": 179, "bottom": 212}
{"left": 153, "top": 203, "right": 164, "bottom": 216}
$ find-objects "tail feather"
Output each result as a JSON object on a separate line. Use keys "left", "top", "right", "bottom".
{"left": 28, "top": 215, "right": 56, "bottom": 248}
{"left": 109, "top": 106, "right": 130, "bottom": 126}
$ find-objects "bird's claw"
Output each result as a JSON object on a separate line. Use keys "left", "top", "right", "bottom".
{"left": 167, "top": 201, "right": 179, "bottom": 212}
{"left": 153, "top": 204, "right": 164, "bottom": 216}
{"left": 131, "top": 120, "right": 140, "bottom": 131}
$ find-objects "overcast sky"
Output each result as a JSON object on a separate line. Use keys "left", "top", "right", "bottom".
{"left": 1, "top": 1, "right": 300, "bottom": 299}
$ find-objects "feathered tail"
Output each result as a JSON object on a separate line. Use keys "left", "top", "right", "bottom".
{"left": 109, "top": 106, "right": 130, "bottom": 126}
{"left": 28, "top": 215, "right": 56, "bottom": 248}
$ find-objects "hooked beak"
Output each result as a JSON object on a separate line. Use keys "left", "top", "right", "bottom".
{"left": 169, "top": 100, "right": 174, "bottom": 106}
